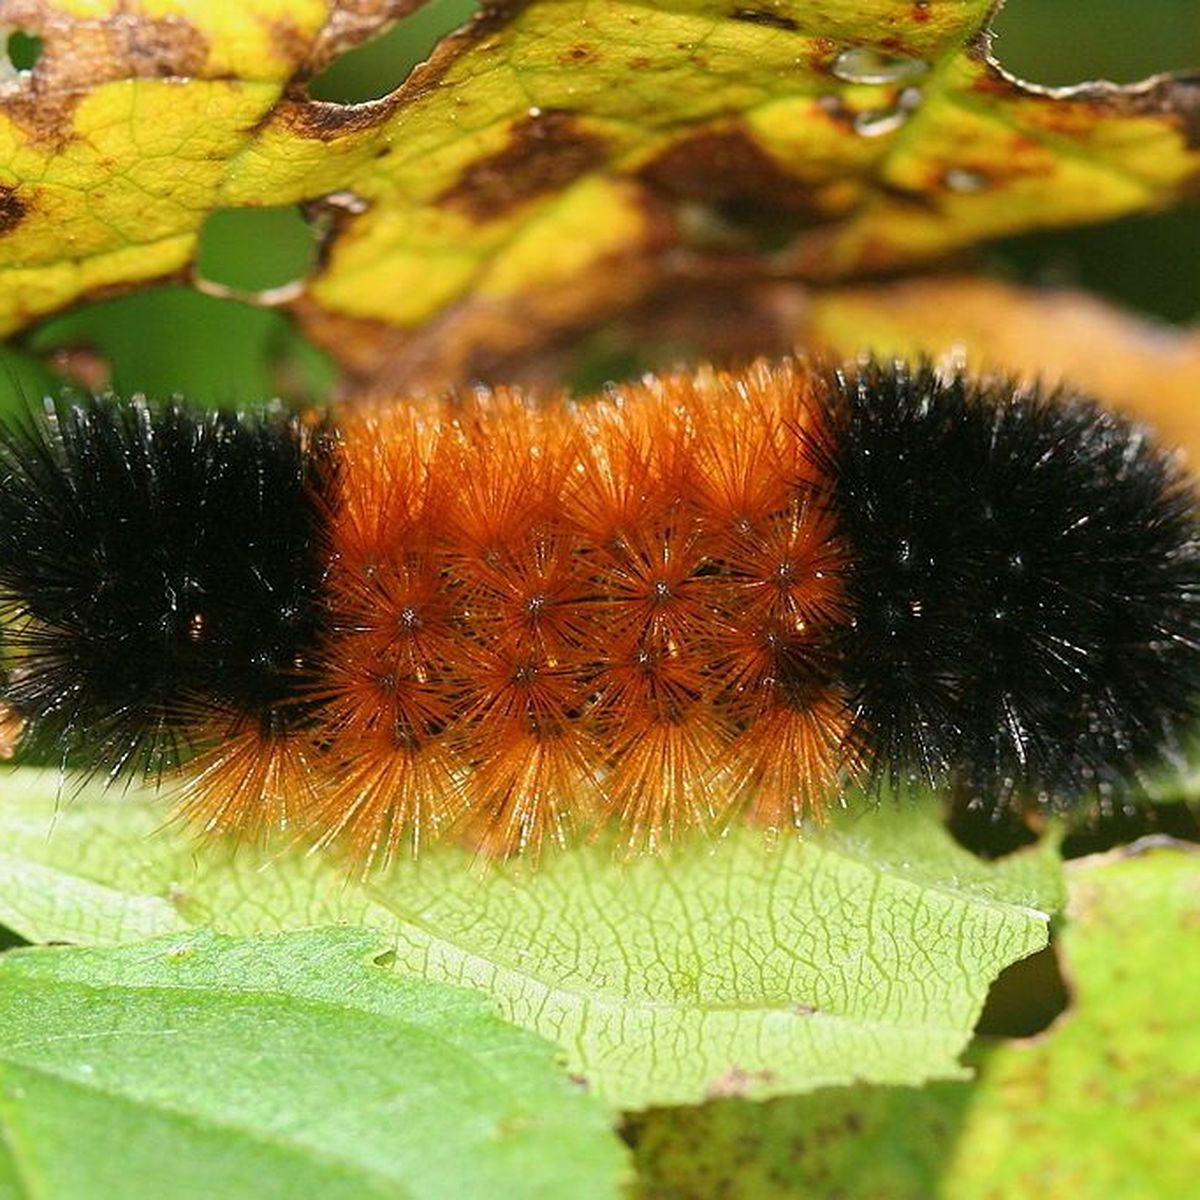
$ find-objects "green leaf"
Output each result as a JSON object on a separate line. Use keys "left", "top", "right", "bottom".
{"left": 0, "top": 770, "right": 1062, "bottom": 1109}
{"left": 627, "top": 844, "right": 1200, "bottom": 1199}
{"left": 945, "top": 844, "right": 1200, "bottom": 1196}
{"left": 626, "top": 1080, "right": 968, "bottom": 1199}
{"left": 0, "top": 927, "right": 628, "bottom": 1200}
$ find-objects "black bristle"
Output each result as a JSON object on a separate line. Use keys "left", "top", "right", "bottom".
{"left": 0, "top": 396, "right": 332, "bottom": 778}
{"left": 823, "top": 360, "right": 1200, "bottom": 803}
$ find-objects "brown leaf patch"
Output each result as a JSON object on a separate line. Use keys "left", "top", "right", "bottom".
{"left": 436, "top": 110, "right": 610, "bottom": 221}
{"left": 272, "top": 94, "right": 401, "bottom": 141}
{"left": 729, "top": 9, "right": 799, "bottom": 33}
{"left": 705, "top": 1065, "right": 778, "bottom": 1100}
{"left": 0, "top": 187, "right": 29, "bottom": 236}
{"left": 639, "top": 125, "right": 821, "bottom": 217}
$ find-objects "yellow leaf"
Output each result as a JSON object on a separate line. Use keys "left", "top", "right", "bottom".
{"left": 807, "top": 276, "right": 1200, "bottom": 463}
{"left": 0, "top": 0, "right": 1196, "bottom": 382}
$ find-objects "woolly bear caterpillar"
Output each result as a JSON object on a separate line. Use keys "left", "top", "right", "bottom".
{"left": 0, "top": 359, "right": 1195, "bottom": 865}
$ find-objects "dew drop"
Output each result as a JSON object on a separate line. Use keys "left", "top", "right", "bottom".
{"left": 832, "top": 46, "right": 928, "bottom": 85}
{"left": 853, "top": 86, "right": 923, "bottom": 137}
{"left": 944, "top": 167, "right": 988, "bottom": 193}
{"left": 854, "top": 107, "right": 908, "bottom": 137}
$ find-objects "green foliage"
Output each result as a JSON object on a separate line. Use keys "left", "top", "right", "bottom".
{"left": 0, "top": 927, "right": 628, "bottom": 1200}
{"left": 628, "top": 846, "right": 1200, "bottom": 1198}
{"left": 0, "top": 772, "right": 1061, "bottom": 1109}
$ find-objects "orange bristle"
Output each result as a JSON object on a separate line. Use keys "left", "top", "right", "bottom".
{"left": 440, "top": 389, "right": 577, "bottom": 562}
{"left": 591, "top": 636, "right": 731, "bottom": 846}
{"left": 565, "top": 381, "right": 690, "bottom": 544}
{"left": 726, "top": 695, "right": 848, "bottom": 831}
{"left": 459, "top": 529, "right": 596, "bottom": 658}
{"left": 601, "top": 703, "right": 731, "bottom": 851}
{"left": 587, "top": 517, "right": 720, "bottom": 654}
{"left": 329, "top": 403, "right": 443, "bottom": 563}
{"left": 455, "top": 642, "right": 602, "bottom": 857}
{"left": 208, "top": 363, "right": 852, "bottom": 865}
{"left": 311, "top": 730, "right": 464, "bottom": 865}
{"left": 177, "top": 716, "right": 320, "bottom": 842}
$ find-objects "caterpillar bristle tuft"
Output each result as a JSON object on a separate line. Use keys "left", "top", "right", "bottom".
{"left": 0, "top": 360, "right": 1196, "bottom": 869}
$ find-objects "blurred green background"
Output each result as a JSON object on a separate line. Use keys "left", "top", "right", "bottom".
{"left": 0, "top": 0, "right": 1195, "bottom": 410}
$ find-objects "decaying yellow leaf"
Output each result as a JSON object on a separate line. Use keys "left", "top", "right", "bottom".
{"left": 806, "top": 276, "right": 1200, "bottom": 463}
{"left": 0, "top": 0, "right": 1196, "bottom": 384}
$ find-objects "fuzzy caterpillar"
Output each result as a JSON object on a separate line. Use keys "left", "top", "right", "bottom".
{"left": 0, "top": 359, "right": 1196, "bottom": 866}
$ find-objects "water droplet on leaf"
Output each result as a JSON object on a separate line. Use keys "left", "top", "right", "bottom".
{"left": 944, "top": 167, "right": 988, "bottom": 193}
{"left": 832, "top": 47, "right": 928, "bottom": 85}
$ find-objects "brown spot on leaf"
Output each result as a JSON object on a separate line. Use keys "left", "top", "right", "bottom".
{"left": 1158, "top": 74, "right": 1200, "bottom": 152}
{"left": 265, "top": 17, "right": 317, "bottom": 72}
{"left": 114, "top": 14, "right": 208, "bottom": 78}
{"left": 0, "top": 187, "right": 28, "bottom": 235}
{"left": 302, "top": 189, "right": 369, "bottom": 272}
{"left": 730, "top": 8, "right": 799, "bottom": 32}
{"left": 978, "top": 62, "right": 1200, "bottom": 155}
{"left": 57, "top": 11, "right": 209, "bottom": 83}
{"left": 292, "top": 188, "right": 675, "bottom": 393}
{"left": 272, "top": 95, "right": 399, "bottom": 141}
{"left": 436, "top": 110, "right": 609, "bottom": 220}
{"left": 639, "top": 125, "right": 820, "bottom": 218}
{"left": 705, "top": 1066, "right": 777, "bottom": 1100}
{"left": 0, "top": 8, "right": 210, "bottom": 145}
{"left": 0, "top": 91, "right": 82, "bottom": 148}
{"left": 971, "top": 47, "right": 1200, "bottom": 157}
{"left": 560, "top": 43, "right": 599, "bottom": 66}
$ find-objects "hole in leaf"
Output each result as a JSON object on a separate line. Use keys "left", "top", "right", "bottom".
{"left": 26, "top": 286, "right": 336, "bottom": 408}
{"left": 1059, "top": 801, "right": 1200, "bottom": 859}
{"left": 975, "top": 942, "right": 1070, "bottom": 1038}
{"left": 0, "top": 923, "right": 28, "bottom": 952}
{"left": 196, "top": 206, "right": 318, "bottom": 293}
{"left": 993, "top": 0, "right": 1200, "bottom": 86}
{"left": 308, "top": 0, "right": 481, "bottom": 103}
{"left": 944, "top": 797, "right": 1040, "bottom": 860}
{"left": 4, "top": 30, "right": 42, "bottom": 72}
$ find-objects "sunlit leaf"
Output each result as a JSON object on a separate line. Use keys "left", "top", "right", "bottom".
{"left": 0, "top": 926, "right": 628, "bottom": 1200}
{"left": 0, "top": 770, "right": 1062, "bottom": 1109}
{"left": 0, "top": 1, "right": 1195, "bottom": 385}
{"left": 628, "top": 844, "right": 1200, "bottom": 1199}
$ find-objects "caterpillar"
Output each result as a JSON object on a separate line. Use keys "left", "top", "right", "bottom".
{"left": 0, "top": 359, "right": 1196, "bottom": 865}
